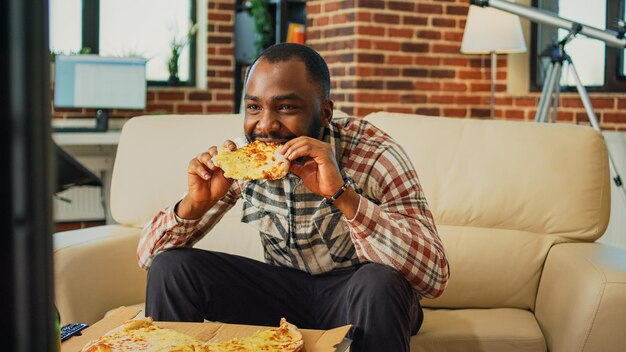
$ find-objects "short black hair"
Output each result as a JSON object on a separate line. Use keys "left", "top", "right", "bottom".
{"left": 246, "top": 43, "right": 331, "bottom": 100}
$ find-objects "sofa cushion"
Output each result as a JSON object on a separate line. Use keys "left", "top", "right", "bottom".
{"left": 364, "top": 112, "right": 610, "bottom": 241}
{"left": 412, "top": 308, "right": 546, "bottom": 352}
{"left": 421, "top": 225, "right": 559, "bottom": 310}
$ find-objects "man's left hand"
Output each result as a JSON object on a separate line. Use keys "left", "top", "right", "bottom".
{"left": 281, "top": 137, "right": 344, "bottom": 198}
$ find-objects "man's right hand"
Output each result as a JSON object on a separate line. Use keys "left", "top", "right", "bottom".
{"left": 176, "top": 140, "right": 237, "bottom": 220}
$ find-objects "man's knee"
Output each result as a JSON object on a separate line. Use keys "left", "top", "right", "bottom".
{"left": 347, "top": 263, "right": 413, "bottom": 303}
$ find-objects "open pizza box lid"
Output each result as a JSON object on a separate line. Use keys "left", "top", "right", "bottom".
{"left": 62, "top": 306, "right": 352, "bottom": 352}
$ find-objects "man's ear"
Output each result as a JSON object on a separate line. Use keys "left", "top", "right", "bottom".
{"left": 321, "top": 99, "right": 334, "bottom": 126}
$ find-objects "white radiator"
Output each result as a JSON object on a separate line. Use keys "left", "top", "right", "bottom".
{"left": 53, "top": 186, "right": 106, "bottom": 222}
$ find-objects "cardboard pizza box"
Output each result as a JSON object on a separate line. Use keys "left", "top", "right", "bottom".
{"left": 61, "top": 306, "right": 352, "bottom": 352}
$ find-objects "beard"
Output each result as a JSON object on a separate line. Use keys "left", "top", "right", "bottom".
{"left": 247, "top": 110, "right": 323, "bottom": 143}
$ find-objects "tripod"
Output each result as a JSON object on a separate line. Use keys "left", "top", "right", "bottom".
{"left": 534, "top": 29, "right": 626, "bottom": 204}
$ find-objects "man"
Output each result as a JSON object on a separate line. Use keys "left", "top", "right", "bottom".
{"left": 137, "top": 43, "right": 449, "bottom": 352}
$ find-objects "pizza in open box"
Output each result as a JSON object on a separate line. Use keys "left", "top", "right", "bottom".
{"left": 80, "top": 317, "right": 303, "bottom": 352}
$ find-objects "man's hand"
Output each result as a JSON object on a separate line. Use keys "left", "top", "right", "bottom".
{"left": 281, "top": 137, "right": 345, "bottom": 198}
{"left": 176, "top": 140, "right": 236, "bottom": 220}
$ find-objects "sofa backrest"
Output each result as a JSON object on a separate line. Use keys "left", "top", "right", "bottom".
{"left": 112, "top": 112, "right": 611, "bottom": 311}
{"left": 365, "top": 112, "right": 611, "bottom": 309}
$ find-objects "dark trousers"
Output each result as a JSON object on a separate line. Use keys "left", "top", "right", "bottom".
{"left": 145, "top": 248, "right": 423, "bottom": 352}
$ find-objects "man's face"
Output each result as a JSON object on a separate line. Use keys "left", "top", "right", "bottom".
{"left": 243, "top": 58, "right": 332, "bottom": 144}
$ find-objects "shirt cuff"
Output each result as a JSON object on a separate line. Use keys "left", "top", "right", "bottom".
{"left": 345, "top": 195, "right": 379, "bottom": 239}
{"left": 171, "top": 200, "right": 203, "bottom": 225}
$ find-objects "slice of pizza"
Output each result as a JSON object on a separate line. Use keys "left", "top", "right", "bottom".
{"left": 211, "top": 318, "right": 303, "bottom": 352}
{"left": 212, "top": 140, "right": 290, "bottom": 180}
{"left": 80, "top": 318, "right": 211, "bottom": 352}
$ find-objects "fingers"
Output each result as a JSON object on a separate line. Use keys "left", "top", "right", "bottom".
{"left": 281, "top": 137, "right": 329, "bottom": 162}
{"left": 188, "top": 140, "right": 235, "bottom": 180}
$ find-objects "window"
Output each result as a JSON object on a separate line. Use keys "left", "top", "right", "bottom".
{"left": 49, "top": 0, "right": 197, "bottom": 86}
{"left": 531, "top": 0, "right": 626, "bottom": 92}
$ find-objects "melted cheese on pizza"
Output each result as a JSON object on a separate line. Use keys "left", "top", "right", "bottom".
{"left": 212, "top": 140, "right": 290, "bottom": 180}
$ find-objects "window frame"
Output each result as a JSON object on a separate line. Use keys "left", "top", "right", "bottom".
{"left": 81, "top": 0, "right": 197, "bottom": 87}
{"left": 530, "top": 0, "right": 626, "bottom": 92}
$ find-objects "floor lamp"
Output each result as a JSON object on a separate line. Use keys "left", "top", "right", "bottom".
{"left": 461, "top": 4, "right": 527, "bottom": 118}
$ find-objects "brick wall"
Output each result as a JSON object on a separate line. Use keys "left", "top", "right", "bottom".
{"left": 52, "top": 0, "right": 626, "bottom": 131}
{"left": 51, "top": 0, "right": 235, "bottom": 121}
{"left": 307, "top": 0, "right": 626, "bottom": 130}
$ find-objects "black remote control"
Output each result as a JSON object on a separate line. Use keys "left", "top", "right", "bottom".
{"left": 60, "top": 322, "right": 89, "bottom": 342}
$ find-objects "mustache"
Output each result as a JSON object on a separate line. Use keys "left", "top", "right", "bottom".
{"left": 249, "top": 132, "right": 298, "bottom": 141}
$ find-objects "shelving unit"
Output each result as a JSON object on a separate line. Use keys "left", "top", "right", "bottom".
{"left": 233, "top": 0, "right": 306, "bottom": 112}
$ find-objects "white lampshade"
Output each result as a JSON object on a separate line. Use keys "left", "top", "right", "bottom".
{"left": 461, "top": 5, "right": 527, "bottom": 54}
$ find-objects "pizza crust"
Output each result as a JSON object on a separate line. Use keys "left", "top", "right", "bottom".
{"left": 212, "top": 140, "right": 290, "bottom": 180}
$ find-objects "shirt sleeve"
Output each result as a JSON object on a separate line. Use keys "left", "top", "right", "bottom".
{"left": 136, "top": 183, "right": 242, "bottom": 271}
{"left": 345, "top": 145, "right": 450, "bottom": 298}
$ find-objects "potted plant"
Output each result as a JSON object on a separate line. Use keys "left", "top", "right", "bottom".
{"left": 167, "top": 23, "right": 198, "bottom": 85}
{"left": 245, "top": 0, "right": 273, "bottom": 56}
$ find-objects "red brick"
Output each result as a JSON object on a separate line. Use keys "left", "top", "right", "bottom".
{"left": 208, "top": 13, "right": 231, "bottom": 22}
{"left": 619, "top": 99, "right": 626, "bottom": 109}
{"left": 591, "top": 98, "right": 615, "bottom": 109}
{"left": 417, "top": 4, "right": 443, "bottom": 14}
{"left": 504, "top": 110, "right": 525, "bottom": 119}
{"left": 430, "top": 69, "right": 456, "bottom": 78}
{"left": 388, "top": 28, "right": 414, "bottom": 38}
{"left": 389, "top": 1, "right": 415, "bottom": 12}
{"left": 401, "top": 42, "right": 429, "bottom": 53}
{"left": 205, "top": 105, "right": 232, "bottom": 113}
{"left": 357, "top": 53, "right": 385, "bottom": 63}
{"left": 308, "top": 3, "right": 321, "bottom": 14}
{"left": 389, "top": 55, "right": 412, "bottom": 65}
{"left": 443, "top": 83, "right": 467, "bottom": 92}
{"left": 446, "top": 5, "right": 468, "bottom": 16}
{"left": 403, "top": 16, "right": 428, "bottom": 26}
{"left": 176, "top": 104, "right": 203, "bottom": 113}
{"left": 561, "top": 98, "right": 584, "bottom": 108}
{"left": 432, "top": 18, "right": 456, "bottom": 28}
{"left": 430, "top": 95, "right": 455, "bottom": 104}
{"left": 401, "top": 94, "right": 428, "bottom": 103}
{"left": 456, "top": 96, "right": 482, "bottom": 104}
{"left": 357, "top": 0, "right": 385, "bottom": 9}
{"left": 387, "top": 107, "right": 414, "bottom": 114}
{"left": 357, "top": 26, "right": 385, "bottom": 36}
{"left": 414, "top": 81, "right": 441, "bottom": 91}
{"left": 416, "top": 107, "right": 440, "bottom": 116}
{"left": 515, "top": 98, "right": 537, "bottom": 107}
{"left": 470, "top": 83, "right": 490, "bottom": 92}
{"left": 415, "top": 56, "right": 441, "bottom": 66}
{"left": 471, "top": 108, "right": 491, "bottom": 118}
{"left": 443, "top": 58, "right": 469, "bottom": 67}
{"left": 356, "top": 39, "right": 372, "bottom": 49}
{"left": 495, "top": 97, "right": 513, "bottom": 105}
{"left": 433, "top": 44, "right": 460, "bottom": 53}
{"left": 459, "top": 71, "right": 482, "bottom": 80}
{"left": 403, "top": 68, "right": 428, "bottom": 77}
{"left": 604, "top": 112, "right": 626, "bottom": 123}
{"left": 355, "top": 93, "right": 400, "bottom": 103}
{"left": 315, "top": 17, "right": 330, "bottom": 26}
{"left": 324, "top": 1, "right": 341, "bottom": 12}
{"left": 444, "top": 32, "right": 464, "bottom": 42}
{"left": 356, "top": 12, "right": 372, "bottom": 21}
{"left": 556, "top": 111, "right": 574, "bottom": 121}
{"left": 386, "top": 81, "right": 413, "bottom": 90}
{"left": 157, "top": 92, "right": 185, "bottom": 101}
{"left": 373, "top": 41, "right": 401, "bottom": 51}
{"left": 374, "top": 14, "right": 400, "bottom": 24}
{"left": 188, "top": 92, "right": 212, "bottom": 101}
{"left": 417, "top": 30, "right": 442, "bottom": 40}
{"left": 443, "top": 108, "right": 467, "bottom": 117}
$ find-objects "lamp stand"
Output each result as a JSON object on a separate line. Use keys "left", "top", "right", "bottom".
{"left": 490, "top": 51, "right": 496, "bottom": 119}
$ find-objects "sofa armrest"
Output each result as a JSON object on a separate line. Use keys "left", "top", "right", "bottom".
{"left": 54, "top": 225, "right": 146, "bottom": 325}
{"left": 535, "top": 242, "right": 626, "bottom": 352}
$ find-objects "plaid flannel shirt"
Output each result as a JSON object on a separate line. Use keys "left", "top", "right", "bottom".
{"left": 137, "top": 117, "right": 450, "bottom": 298}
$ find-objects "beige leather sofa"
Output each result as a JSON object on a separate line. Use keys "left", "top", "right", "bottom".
{"left": 54, "top": 112, "right": 626, "bottom": 352}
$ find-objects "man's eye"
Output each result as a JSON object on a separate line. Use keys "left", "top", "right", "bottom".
{"left": 279, "top": 105, "right": 296, "bottom": 111}
{"left": 247, "top": 104, "right": 260, "bottom": 111}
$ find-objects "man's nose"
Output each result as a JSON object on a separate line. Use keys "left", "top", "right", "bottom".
{"left": 257, "top": 111, "right": 280, "bottom": 133}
